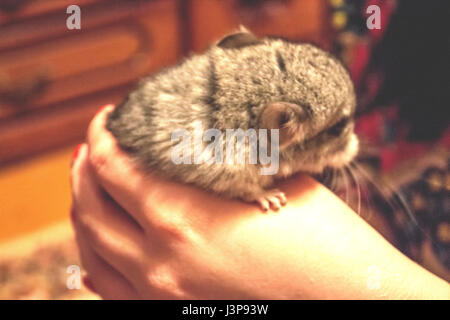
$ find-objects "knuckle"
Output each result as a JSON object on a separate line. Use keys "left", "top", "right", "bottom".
{"left": 88, "top": 148, "right": 109, "bottom": 177}
{"left": 142, "top": 264, "right": 186, "bottom": 299}
{"left": 76, "top": 214, "right": 104, "bottom": 246}
{"left": 75, "top": 211, "right": 91, "bottom": 232}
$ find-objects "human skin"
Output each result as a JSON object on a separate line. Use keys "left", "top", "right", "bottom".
{"left": 70, "top": 105, "right": 450, "bottom": 299}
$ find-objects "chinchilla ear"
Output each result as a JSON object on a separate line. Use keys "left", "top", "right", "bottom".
{"left": 217, "top": 28, "right": 261, "bottom": 49}
{"left": 259, "top": 102, "right": 309, "bottom": 148}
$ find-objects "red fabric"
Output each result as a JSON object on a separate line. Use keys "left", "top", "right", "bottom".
{"left": 355, "top": 109, "right": 384, "bottom": 143}
{"left": 355, "top": 106, "right": 442, "bottom": 172}
{"left": 350, "top": 41, "right": 370, "bottom": 85}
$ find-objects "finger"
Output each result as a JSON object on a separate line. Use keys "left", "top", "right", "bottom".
{"left": 76, "top": 221, "right": 188, "bottom": 300}
{"left": 75, "top": 226, "right": 139, "bottom": 300}
{"left": 71, "top": 143, "right": 150, "bottom": 290}
{"left": 86, "top": 105, "right": 281, "bottom": 242}
{"left": 86, "top": 105, "right": 211, "bottom": 235}
{"left": 86, "top": 105, "right": 157, "bottom": 228}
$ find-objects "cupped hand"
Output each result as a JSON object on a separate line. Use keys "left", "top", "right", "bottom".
{"left": 70, "top": 105, "right": 450, "bottom": 300}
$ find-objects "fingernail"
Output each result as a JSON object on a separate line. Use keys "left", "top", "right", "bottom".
{"left": 82, "top": 276, "right": 98, "bottom": 294}
{"left": 71, "top": 144, "right": 83, "bottom": 167}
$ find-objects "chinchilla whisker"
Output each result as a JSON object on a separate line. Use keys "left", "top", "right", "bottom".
{"left": 330, "top": 168, "right": 338, "bottom": 192}
{"left": 350, "top": 161, "right": 375, "bottom": 216}
{"left": 340, "top": 167, "right": 350, "bottom": 206}
{"left": 353, "top": 162, "right": 419, "bottom": 227}
{"left": 346, "top": 164, "right": 361, "bottom": 215}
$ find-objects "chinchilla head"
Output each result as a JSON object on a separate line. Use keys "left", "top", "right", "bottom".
{"left": 208, "top": 29, "right": 358, "bottom": 175}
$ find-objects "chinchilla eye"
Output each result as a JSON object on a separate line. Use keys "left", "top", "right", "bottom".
{"left": 328, "top": 117, "right": 349, "bottom": 136}
{"left": 279, "top": 112, "right": 290, "bottom": 126}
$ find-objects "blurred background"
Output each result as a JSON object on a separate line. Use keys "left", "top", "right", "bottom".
{"left": 0, "top": 0, "right": 448, "bottom": 299}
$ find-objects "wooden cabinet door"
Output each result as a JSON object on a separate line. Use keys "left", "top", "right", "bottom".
{"left": 187, "top": 0, "right": 329, "bottom": 52}
{"left": 0, "top": 0, "right": 181, "bottom": 164}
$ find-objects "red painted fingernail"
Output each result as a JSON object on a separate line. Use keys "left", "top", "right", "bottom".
{"left": 71, "top": 144, "right": 83, "bottom": 165}
{"left": 83, "top": 276, "right": 98, "bottom": 294}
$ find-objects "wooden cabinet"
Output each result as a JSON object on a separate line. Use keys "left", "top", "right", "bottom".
{"left": 0, "top": 0, "right": 328, "bottom": 165}
{"left": 0, "top": 0, "right": 181, "bottom": 164}
{"left": 0, "top": 0, "right": 329, "bottom": 165}
{"left": 0, "top": 0, "right": 330, "bottom": 244}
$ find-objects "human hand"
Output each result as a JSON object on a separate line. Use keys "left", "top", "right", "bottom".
{"left": 71, "top": 104, "right": 315, "bottom": 299}
{"left": 70, "top": 105, "right": 450, "bottom": 300}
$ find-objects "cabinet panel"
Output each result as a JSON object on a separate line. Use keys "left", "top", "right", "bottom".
{"left": 188, "top": 0, "right": 328, "bottom": 52}
{"left": 0, "top": 0, "right": 181, "bottom": 164}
